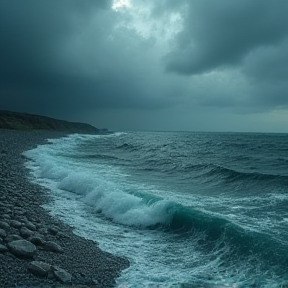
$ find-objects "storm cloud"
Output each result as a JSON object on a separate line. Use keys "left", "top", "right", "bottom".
{"left": 165, "top": 0, "right": 288, "bottom": 73}
{"left": 1, "top": 0, "right": 287, "bottom": 132}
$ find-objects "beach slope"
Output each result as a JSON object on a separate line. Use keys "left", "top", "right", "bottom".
{"left": 0, "top": 129, "right": 129, "bottom": 287}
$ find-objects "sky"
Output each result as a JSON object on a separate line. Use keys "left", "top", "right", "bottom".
{"left": 1, "top": 0, "right": 288, "bottom": 132}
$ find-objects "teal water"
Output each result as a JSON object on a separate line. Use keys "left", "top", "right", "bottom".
{"left": 24, "top": 132, "right": 288, "bottom": 287}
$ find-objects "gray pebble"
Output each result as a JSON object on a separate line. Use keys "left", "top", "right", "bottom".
{"left": 14, "top": 208, "right": 26, "bottom": 216}
{"left": 38, "top": 227, "right": 48, "bottom": 235}
{"left": 28, "top": 235, "right": 45, "bottom": 246}
{"left": 20, "top": 227, "right": 34, "bottom": 238}
{"left": 28, "top": 261, "right": 51, "bottom": 277}
{"left": 25, "top": 221, "right": 37, "bottom": 231}
{"left": 5, "top": 234, "right": 22, "bottom": 243}
{"left": 52, "top": 266, "right": 72, "bottom": 284}
{"left": 9, "top": 220, "right": 22, "bottom": 228}
{"left": 0, "top": 244, "right": 8, "bottom": 253}
{"left": 0, "top": 221, "right": 10, "bottom": 230}
{"left": 48, "top": 226, "right": 58, "bottom": 235}
{"left": 1, "top": 214, "right": 11, "bottom": 220}
{"left": 56, "top": 232, "right": 70, "bottom": 239}
{"left": 43, "top": 241, "right": 63, "bottom": 253}
{"left": 0, "top": 228, "right": 7, "bottom": 238}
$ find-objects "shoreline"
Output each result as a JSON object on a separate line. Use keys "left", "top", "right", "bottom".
{"left": 0, "top": 129, "right": 129, "bottom": 288}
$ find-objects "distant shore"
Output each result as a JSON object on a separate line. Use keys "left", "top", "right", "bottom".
{"left": 0, "top": 129, "right": 129, "bottom": 287}
{"left": 0, "top": 110, "right": 103, "bottom": 134}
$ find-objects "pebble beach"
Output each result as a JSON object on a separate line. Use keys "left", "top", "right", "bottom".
{"left": 0, "top": 129, "right": 129, "bottom": 288}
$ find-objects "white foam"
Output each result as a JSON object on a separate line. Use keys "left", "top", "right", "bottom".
{"left": 24, "top": 134, "right": 173, "bottom": 228}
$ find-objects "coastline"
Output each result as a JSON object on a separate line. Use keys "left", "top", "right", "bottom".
{"left": 0, "top": 129, "right": 129, "bottom": 288}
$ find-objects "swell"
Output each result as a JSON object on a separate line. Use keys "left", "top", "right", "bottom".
{"left": 114, "top": 141, "right": 287, "bottom": 184}
{"left": 166, "top": 162, "right": 288, "bottom": 185}
{"left": 203, "top": 165, "right": 288, "bottom": 183}
{"left": 116, "top": 143, "right": 140, "bottom": 152}
{"left": 158, "top": 202, "right": 288, "bottom": 270}
{"left": 23, "top": 133, "right": 288, "bottom": 275}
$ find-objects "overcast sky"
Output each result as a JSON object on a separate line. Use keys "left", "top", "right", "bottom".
{"left": 1, "top": 0, "right": 288, "bottom": 132}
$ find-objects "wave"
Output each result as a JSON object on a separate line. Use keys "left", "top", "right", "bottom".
{"left": 58, "top": 173, "right": 174, "bottom": 227}
{"left": 180, "top": 162, "right": 288, "bottom": 185}
{"left": 205, "top": 165, "right": 288, "bottom": 183}
{"left": 23, "top": 133, "right": 288, "bottom": 275}
{"left": 54, "top": 168, "right": 288, "bottom": 268}
{"left": 116, "top": 143, "right": 139, "bottom": 152}
{"left": 23, "top": 135, "right": 287, "bottom": 232}
{"left": 24, "top": 147, "right": 287, "bottom": 265}
{"left": 112, "top": 149, "right": 287, "bottom": 185}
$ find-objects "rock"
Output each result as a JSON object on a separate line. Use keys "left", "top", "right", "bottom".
{"left": 38, "top": 228, "right": 48, "bottom": 235}
{"left": 20, "top": 227, "right": 34, "bottom": 238}
{"left": 56, "top": 232, "right": 70, "bottom": 239}
{"left": 0, "top": 228, "right": 7, "bottom": 238}
{"left": 0, "top": 244, "right": 8, "bottom": 253}
{"left": 2, "top": 214, "right": 11, "bottom": 220}
{"left": 28, "top": 236, "right": 45, "bottom": 246}
{"left": 8, "top": 240, "right": 36, "bottom": 258}
{"left": 25, "top": 221, "right": 36, "bottom": 231}
{"left": 0, "top": 221, "right": 10, "bottom": 230}
{"left": 14, "top": 209, "right": 26, "bottom": 216}
{"left": 9, "top": 220, "right": 22, "bottom": 228}
{"left": 28, "top": 261, "right": 51, "bottom": 277}
{"left": 5, "top": 234, "right": 22, "bottom": 243}
{"left": 48, "top": 227, "right": 58, "bottom": 236}
{"left": 52, "top": 267, "right": 72, "bottom": 284}
{"left": 43, "top": 241, "right": 63, "bottom": 253}
{"left": 14, "top": 202, "right": 23, "bottom": 207}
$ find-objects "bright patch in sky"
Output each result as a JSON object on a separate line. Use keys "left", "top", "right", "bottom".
{"left": 112, "top": 0, "right": 132, "bottom": 11}
{"left": 112, "top": 0, "right": 183, "bottom": 47}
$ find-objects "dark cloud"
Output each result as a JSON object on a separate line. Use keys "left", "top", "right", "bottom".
{"left": 165, "top": 0, "right": 288, "bottom": 75}
{"left": 161, "top": 0, "right": 288, "bottom": 112}
{"left": 242, "top": 39, "right": 288, "bottom": 109}
{"left": 243, "top": 39, "right": 288, "bottom": 84}
{"left": 0, "top": 0, "right": 179, "bottom": 118}
{"left": 0, "top": 0, "right": 109, "bottom": 71}
{"left": 0, "top": 0, "right": 111, "bottom": 114}
{"left": 0, "top": 0, "right": 287, "bottom": 132}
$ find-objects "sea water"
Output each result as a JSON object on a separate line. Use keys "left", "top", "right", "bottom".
{"left": 23, "top": 131, "right": 288, "bottom": 287}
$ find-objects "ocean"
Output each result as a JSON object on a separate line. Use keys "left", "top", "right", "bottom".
{"left": 23, "top": 131, "right": 288, "bottom": 287}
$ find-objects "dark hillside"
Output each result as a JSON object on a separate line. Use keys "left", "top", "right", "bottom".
{"left": 0, "top": 110, "right": 99, "bottom": 133}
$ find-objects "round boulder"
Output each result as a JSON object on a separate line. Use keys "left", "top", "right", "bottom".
{"left": 8, "top": 239, "right": 36, "bottom": 258}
